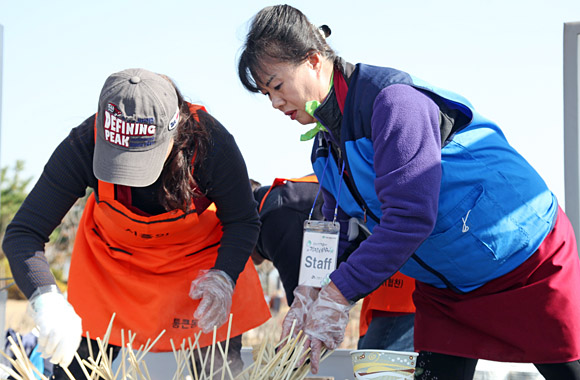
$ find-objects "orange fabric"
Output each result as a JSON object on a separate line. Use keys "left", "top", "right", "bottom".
{"left": 258, "top": 174, "right": 318, "bottom": 212}
{"left": 359, "top": 272, "right": 416, "bottom": 336}
{"left": 67, "top": 104, "right": 270, "bottom": 351}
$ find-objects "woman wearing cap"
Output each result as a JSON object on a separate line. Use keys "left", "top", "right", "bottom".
{"left": 237, "top": 5, "right": 580, "bottom": 379}
{"left": 2, "top": 68, "right": 270, "bottom": 378}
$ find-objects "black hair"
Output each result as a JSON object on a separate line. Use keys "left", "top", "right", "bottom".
{"left": 237, "top": 4, "right": 335, "bottom": 93}
{"left": 159, "top": 76, "right": 211, "bottom": 212}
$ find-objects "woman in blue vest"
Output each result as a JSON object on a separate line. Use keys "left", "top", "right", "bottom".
{"left": 237, "top": 5, "right": 580, "bottom": 379}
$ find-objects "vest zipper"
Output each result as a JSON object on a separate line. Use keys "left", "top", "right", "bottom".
{"left": 410, "top": 253, "right": 464, "bottom": 294}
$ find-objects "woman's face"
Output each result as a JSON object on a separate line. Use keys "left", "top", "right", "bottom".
{"left": 259, "top": 54, "right": 328, "bottom": 126}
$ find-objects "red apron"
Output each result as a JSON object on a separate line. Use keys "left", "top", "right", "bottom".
{"left": 413, "top": 207, "right": 580, "bottom": 363}
{"left": 67, "top": 105, "right": 270, "bottom": 351}
{"left": 359, "top": 272, "right": 416, "bottom": 336}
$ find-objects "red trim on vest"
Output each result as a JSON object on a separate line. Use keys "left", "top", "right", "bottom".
{"left": 333, "top": 67, "right": 348, "bottom": 114}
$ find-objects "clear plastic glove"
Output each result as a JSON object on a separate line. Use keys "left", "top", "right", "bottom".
{"left": 27, "top": 287, "right": 82, "bottom": 368}
{"left": 189, "top": 269, "right": 234, "bottom": 334}
{"left": 280, "top": 285, "right": 320, "bottom": 341}
{"left": 303, "top": 282, "right": 353, "bottom": 374}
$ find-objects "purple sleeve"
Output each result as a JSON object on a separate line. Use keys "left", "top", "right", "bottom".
{"left": 330, "top": 84, "right": 442, "bottom": 301}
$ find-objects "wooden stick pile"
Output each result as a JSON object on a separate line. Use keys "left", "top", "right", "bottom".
{"left": 0, "top": 315, "right": 332, "bottom": 380}
{"left": 0, "top": 333, "right": 49, "bottom": 380}
{"left": 236, "top": 329, "right": 332, "bottom": 380}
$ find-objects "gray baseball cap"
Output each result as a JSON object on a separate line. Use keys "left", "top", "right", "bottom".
{"left": 93, "top": 68, "right": 180, "bottom": 187}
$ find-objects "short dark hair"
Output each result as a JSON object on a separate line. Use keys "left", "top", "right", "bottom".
{"left": 237, "top": 4, "right": 335, "bottom": 93}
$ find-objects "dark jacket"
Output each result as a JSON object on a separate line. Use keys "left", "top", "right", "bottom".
{"left": 254, "top": 176, "right": 323, "bottom": 304}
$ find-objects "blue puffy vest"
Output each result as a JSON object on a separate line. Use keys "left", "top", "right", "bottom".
{"left": 312, "top": 64, "right": 557, "bottom": 292}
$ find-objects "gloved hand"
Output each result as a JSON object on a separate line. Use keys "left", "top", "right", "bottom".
{"left": 27, "top": 287, "right": 82, "bottom": 368}
{"left": 280, "top": 285, "right": 320, "bottom": 341}
{"left": 189, "top": 269, "right": 234, "bottom": 334}
{"left": 303, "top": 282, "right": 353, "bottom": 374}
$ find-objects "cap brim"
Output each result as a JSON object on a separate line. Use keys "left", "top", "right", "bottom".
{"left": 93, "top": 133, "right": 171, "bottom": 187}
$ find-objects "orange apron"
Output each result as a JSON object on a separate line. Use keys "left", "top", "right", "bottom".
{"left": 359, "top": 272, "right": 416, "bottom": 336}
{"left": 67, "top": 104, "right": 270, "bottom": 351}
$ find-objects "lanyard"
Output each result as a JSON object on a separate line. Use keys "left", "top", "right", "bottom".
{"left": 309, "top": 135, "right": 347, "bottom": 223}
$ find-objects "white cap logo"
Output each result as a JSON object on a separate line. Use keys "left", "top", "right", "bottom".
{"left": 168, "top": 107, "right": 180, "bottom": 131}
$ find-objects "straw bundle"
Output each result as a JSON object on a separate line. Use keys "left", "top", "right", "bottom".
{"left": 0, "top": 314, "right": 332, "bottom": 380}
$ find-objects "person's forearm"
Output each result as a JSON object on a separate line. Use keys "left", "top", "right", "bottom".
{"left": 6, "top": 250, "right": 56, "bottom": 298}
{"left": 3, "top": 118, "right": 95, "bottom": 298}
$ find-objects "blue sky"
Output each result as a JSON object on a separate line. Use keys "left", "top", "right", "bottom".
{"left": 1, "top": 0, "right": 579, "bottom": 206}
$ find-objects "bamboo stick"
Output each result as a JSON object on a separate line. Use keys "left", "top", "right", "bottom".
{"left": 140, "top": 359, "right": 154, "bottom": 380}
{"left": 215, "top": 341, "right": 234, "bottom": 380}
{"left": 220, "top": 314, "right": 233, "bottom": 380}
{"left": 14, "top": 334, "right": 35, "bottom": 377}
{"left": 120, "top": 330, "right": 126, "bottom": 380}
{"left": 0, "top": 362, "right": 24, "bottom": 380}
{"left": 74, "top": 352, "right": 92, "bottom": 380}
{"left": 188, "top": 336, "right": 201, "bottom": 380}
{"left": 62, "top": 365, "right": 77, "bottom": 380}
{"left": 209, "top": 327, "right": 216, "bottom": 380}
{"left": 0, "top": 314, "right": 340, "bottom": 380}
{"left": 170, "top": 339, "right": 185, "bottom": 380}
{"left": 0, "top": 338, "right": 32, "bottom": 380}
